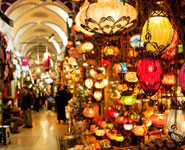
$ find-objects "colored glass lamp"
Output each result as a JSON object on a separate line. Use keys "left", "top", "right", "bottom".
{"left": 85, "top": 78, "right": 93, "bottom": 89}
{"left": 103, "top": 46, "right": 119, "bottom": 56}
{"left": 142, "top": 10, "right": 173, "bottom": 56}
{"left": 95, "top": 128, "right": 106, "bottom": 137}
{"left": 130, "top": 34, "right": 144, "bottom": 48}
{"left": 125, "top": 72, "right": 138, "bottom": 82}
{"left": 77, "top": 41, "right": 94, "bottom": 53}
{"left": 115, "top": 135, "right": 124, "bottom": 142}
{"left": 150, "top": 113, "right": 167, "bottom": 126}
{"left": 121, "top": 96, "right": 136, "bottom": 106}
{"left": 136, "top": 59, "right": 163, "bottom": 96}
{"left": 94, "top": 91, "right": 102, "bottom": 101}
{"left": 101, "top": 60, "right": 111, "bottom": 67}
{"left": 132, "top": 125, "right": 148, "bottom": 136}
{"left": 179, "top": 63, "right": 185, "bottom": 95}
{"left": 162, "top": 74, "right": 175, "bottom": 86}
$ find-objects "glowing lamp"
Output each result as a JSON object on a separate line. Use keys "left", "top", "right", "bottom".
{"left": 162, "top": 74, "right": 175, "bottom": 86}
{"left": 95, "top": 129, "right": 106, "bottom": 137}
{"left": 132, "top": 125, "right": 148, "bottom": 136}
{"left": 178, "top": 44, "right": 183, "bottom": 53}
{"left": 94, "top": 91, "right": 102, "bottom": 101}
{"left": 117, "top": 84, "right": 128, "bottom": 92}
{"left": 107, "top": 133, "right": 117, "bottom": 140}
{"left": 167, "top": 107, "right": 185, "bottom": 142}
{"left": 83, "top": 107, "right": 96, "bottom": 118}
{"left": 78, "top": 41, "right": 94, "bottom": 53}
{"left": 103, "top": 46, "right": 119, "bottom": 56}
{"left": 136, "top": 59, "right": 163, "bottom": 96}
{"left": 85, "top": 78, "right": 93, "bottom": 89}
{"left": 128, "top": 48, "right": 138, "bottom": 57}
{"left": 68, "top": 57, "right": 77, "bottom": 66}
{"left": 90, "top": 69, "right": 97, "bottom": 78}
{"left": 124, "top": 72, "right": 138, "bottom": 82}
{"left": 115, "top": 116, "right": 125, "bottom": 124}
{"left": 115, "top": 135, "right": 124, "bottom": 142}
{"left": 142, "top": 10, "right": 173, "bottom": 55}
{"left": 101, "top": 60, "right": 111, "bottom": 67}
{"left": 75, "top": 0, "right": 137, "bottom": 36}
{"left": 121, "top": 96, "right": 136, "bottom": 106}
{"left": 123, "top": 118, "right": 133, "bottom": 130}
{"left": 108, "top": 108, "right": 116, "bottom": 118}
{"left": 116, "top": 63, "right": 128, "bottom": 73}
{"left": 90, "top": 125, "right": 97, "bottom": 132}
{"left": 130, "top": 34, "right": 144, "bottom": 48}
{"left": 150, "top": 113, "right": 167, "bottom": 126}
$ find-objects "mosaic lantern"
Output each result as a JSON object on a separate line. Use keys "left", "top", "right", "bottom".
{"left": 77, "top": 41, "right": 94, "bottom": 53}
{"left": 101, "top": 60, "right": 111, "bottom": 67}
{"left": 125, "top": 72, "right": 138, "bottom": 82}
{"left": 85, "top": 78, "right": 93, "bottom": 89}
{"left": 121, "top": 96, "right": 136, "bottom": 106}
{"left": 83, "top": 107, "right": 96, "bottom": 118}
{"left": 162, "top": 74, "right": 175, "bottom": 86}
{"left": 150, "top": 113, "right": 167, "bottom": 126}
{"left": 123, "top": 118, "right": 134, "bottom": 130}
{"left": 103, "top": 46, "right": 119, "bottom": 56}
{"left": 132, "top": 125, "right": 148, "bottom": 136}
{"left": 94, "top": 91, "right": 102, "bottom": 101}
{"left": 136, "top": 59, "right": 163, "bottom": 96}
{"left": 115, "top": 135, "right": 124, "bottom": 142}
{"left": 130, "top": 34, "right": 144, "bottom": 48}
{"left": 95, "top": 128, "right": 106, "bottom": 137}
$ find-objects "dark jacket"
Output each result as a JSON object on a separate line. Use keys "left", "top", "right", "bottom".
{"left": 21, "top": 91, "right": 33, "bottom": 110}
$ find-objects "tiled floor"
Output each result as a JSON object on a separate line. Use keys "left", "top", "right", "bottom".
{"left": 0, "top": 110, "right": 67, "bottom": 150}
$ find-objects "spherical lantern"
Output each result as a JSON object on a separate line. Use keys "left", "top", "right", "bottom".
{"left": 179, "top": 63, "right": 185, "bottom": 94}
{"left": 130, "top": 34, "right": 144, "bottom": 48}
{"left": 121, "top": 96, "right": 136, "bottom": 106}
{"left": 116, "top": 63, "right": 128, "bottom": 73}
{"left": 132, "top": 125, "right": 148, "bottom": 136}
{"left": 115, "top": 116, "right": 125, "bottom": 124}
{"left": 123, "top": 118, "right": 134, "bottom": 130}
{"left": 77, "top": 41, "right": 94, "bottom": 53}
{"left": 107, "top": 132, "right": 117, "bottom": 140}
{"left": 68, "top": 57, "right": 78, "bottom": 66}
{"left": 101, "top": 60, "right": 111, "bottom": 67}
{"left": 94, "top": 91, "right": 102, "bottom": 101}
{"left": 167, "top": 107, "right": 185, "bottom": 143}
{"left": 125, "top": 72, "right": 138, "bottom": 82}
{"left": 115, "top": 135, "right": 124, "bottom": 142}
{"left": 85, "top": 78, "right": 93, "bottom": 89}
{"left": 136, "top": 59, "right": 163, "bottom": 96}
{"left": 150, "top": 113, "right": 167, "bottom": 126}
{"left": 103, "top": 46, "right": 119, "bottom": 56}
{"left": 75, "top": 0, "right": 137, "bottom": 36}
{"left": 142, "top": 10, "right": 173, "bottom": 56}
{"left": 128, "top": 48, "right": 138, "bottom": 57}
{"left": 95, "top": 128, "right": 106, "bottom": 137}
{"left": 83, "top": 107, "right": 96, "bottom": 118}
{"left": 162, "top": 74, "right": 175, "bottom": 86}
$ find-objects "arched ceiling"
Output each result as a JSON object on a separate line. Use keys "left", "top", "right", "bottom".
{"left": 0, "top": 0, "right": 72, "bottom": 73}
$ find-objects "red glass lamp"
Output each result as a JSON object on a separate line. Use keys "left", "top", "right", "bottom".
{"left": 136, "top": 59, "right": 163, "bottom": 96}
{"left": 150, "top": 113, "right": 167, "bottom": 126}
{"left": 179, "top": 63, "right": 185, "bottom": 94}
{"left": 101, "top": 60, "right": 111, "bottom": 67}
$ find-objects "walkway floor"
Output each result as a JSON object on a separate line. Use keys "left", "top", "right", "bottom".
{"left": 0, "top": 109, "right": 67, "bottom": 150}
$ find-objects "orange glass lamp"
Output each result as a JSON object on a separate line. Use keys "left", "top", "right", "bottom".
{"left": 117, "top": 84, "right": 128, "bottom": 92}
{"left": 85, "top": 78, "right": 93, "bottom": 89}
{"left": 162, "top": 74, "right": 175, "bottom": 86}
{"left": 121, "top": 96, "right": 136, "bottom": 106}
{"left": 125, "top": 72, "right": 138, "bottom": 82}
{"left": 83, "top": 107, "right": 96, "bottom": 118}
{"left": 132, "top": 125, "right": 148, "bottom": 136}
{"left": 150, "top": 113, "right": 167, "bottom": 126}
{"left": 107, "top": 132, "right": 117, "bottom": 140}
{"left": 128, "top": 48, "right": 138, "bottom": 57}
{"left": 115, "top": 116, "right": 125, "bottom": 124}
{"left": 103, "top": 46, "right": 119, "bottom": 56}
{"left": 94, "top": 91, "right": 102, "bottom": 101}
{"left": 95, "top": 128, "right": 106, "bottom": 137}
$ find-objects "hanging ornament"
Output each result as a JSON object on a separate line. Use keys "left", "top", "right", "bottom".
{"left": 130, "top": 34, "right": 144, "bottom": 48}
{"left": 94, "top": 91, "right": 102, "bottom": 101}
{"left": 121, "top": 96, "right": 136, "bottom": 106}
{"left": 103, "top": 46, "right": 119, "bottom": 56}
{"left": 136, "top": 59, "right": 163, "bottom": 96}
{"left": 132, "top": 125, "right": 148, "bottom": 136}
{"left": 77, "top": 41, "right": 94, "bottom": 53}
{"left": 101, "top": 60, "right": 111, "bottom": 67}
{"left": 150, "top": 113, "right": 167, "bottom": 126}
{"left": 124, "top": 72, "right": 138, "bottom": 82}
{"left": 85, "top": 78, "right": 93, "bottom": 89}
{"left": 142, "top": 10, "right": 173, "bottom": 56}
{"left": 162, "top": 74, "right": 175, "bottom": 86}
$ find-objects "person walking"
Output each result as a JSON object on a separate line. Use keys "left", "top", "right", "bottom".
{"left": 34, "top": 92, "right": 40, "bottom": 112}
{"left": 55, "top": 85, "right": 72, "bottom": 124}
{"left": 21, "top": 86, "right": 33, "bottom": 128}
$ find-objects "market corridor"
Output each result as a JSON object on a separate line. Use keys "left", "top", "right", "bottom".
{"left": 0, "top": 110, "right": 67, "bottom": 150}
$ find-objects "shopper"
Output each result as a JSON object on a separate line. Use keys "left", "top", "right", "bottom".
{"left": 3, "top": 98, "right": 23, "bottom": 134}
{"left": 34, "top": 92, "right": 40, "bottom": 112}
{"left": 21, "top": 86, "right": 33, "bottom": 128}
{"left": 55, "top": 85, "right": 72, "bottom": 124}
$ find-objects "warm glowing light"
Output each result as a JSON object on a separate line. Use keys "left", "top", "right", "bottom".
{"left": 85, "top": 79, "right": 93, "bottom": 89}
{"left": 36, "top": 68, "right": 40, "bottom": 73}
{"left": 94, "top": 91, "right": 102, "bottom": 101}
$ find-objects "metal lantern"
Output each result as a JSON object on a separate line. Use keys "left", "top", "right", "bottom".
{"left": 167, "top": 100, "right": 185, "bottom": 143}
{"left": 75, "top": 0, "right": 137, "bottom": 36}
{"left": 142, "top": 10, "right": 173, "bottom": 56}
{"left": 136, "top": 59, "right": 163, "bottom": 96}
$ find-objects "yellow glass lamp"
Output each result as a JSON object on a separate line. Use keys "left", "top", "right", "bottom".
{"left": 142, "top": 11, "right": 173, "bottom": 55}
{"left": 121, "top": 96, "right": 136, "bottom": 106}
{"left": 95, "top": 128, "right": 106, "bottom": 137}
{"left": 94, "top": 91, "right": 102, "bottom": 101}
{"left": 77, "top": 41, "right": 94, "bottom": 53}
{"left": 125, "top": 72, "right": 138, "bottom": 82}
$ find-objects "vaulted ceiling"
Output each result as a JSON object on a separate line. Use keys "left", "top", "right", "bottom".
{"left": 0, "top": 0, "right": 72, "bottom": 73}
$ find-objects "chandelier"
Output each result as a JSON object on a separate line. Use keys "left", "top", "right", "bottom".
{"left": 75, "top": 0, "right": 137, "bottom": 36}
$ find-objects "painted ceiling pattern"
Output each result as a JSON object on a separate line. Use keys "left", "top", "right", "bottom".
{"left": 1, "top": 0, "right": 72, "bottom": 12}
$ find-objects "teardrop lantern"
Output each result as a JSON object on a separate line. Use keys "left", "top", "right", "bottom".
{"left": 136, "top": 59, "right": 163, "bottom": 96}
